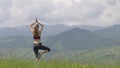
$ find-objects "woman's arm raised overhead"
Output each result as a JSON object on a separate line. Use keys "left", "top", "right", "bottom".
{"left": 29, "top": 22, "right": 36, "bottom": 34}
{"left": 30, "top": 21, "right": 36, "bottom": 27}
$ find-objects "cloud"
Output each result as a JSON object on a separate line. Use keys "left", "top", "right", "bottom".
{"left": 0, "top": 0, "right": 12, "bottom": 22}
{"left": 0, "top": 0, "right": 119, "bottom": 27}
{"left": 43, "top": 0, "right": 105, "bottom": 23}
{"left": 0, "top": 8, "right": 10, "bottom": 22}
{"left": 106, "top": 0, "right": 116, "bottom": 5}
{"left": 0, "top": 0, "right": 12, "bottom": 9}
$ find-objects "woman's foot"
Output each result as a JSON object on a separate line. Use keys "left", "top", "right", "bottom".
{"left": 35, "top": 58, "right": 39, "bottom": 61}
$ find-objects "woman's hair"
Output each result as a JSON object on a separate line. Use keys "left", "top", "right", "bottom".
{"left": 34, "top": 24, "right": 39, "bottom": 36}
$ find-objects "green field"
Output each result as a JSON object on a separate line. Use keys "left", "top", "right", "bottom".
{"left": 0, "top": 59, "right": 120, "bottom": 68}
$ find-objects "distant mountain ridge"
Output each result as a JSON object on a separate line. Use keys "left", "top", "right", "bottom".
{"left": 0, "top": 27, "right": 114, "bottom": 49}
{"left": 0, "top": 24, "right": 74, "bottom": 37}
{"left": 79, "top": 25, "right": 103, "bottom": 31}
{"left": 95, "top": 25, "right": 120, "bottom": 40}
{"left": 0, "top": 26, "right": 119, "bottom": 62}
{"left": 45, "top": 27, "right": 114, "bottom": 51}
{"left": 0, "top": 24, "right": 102, "bottom": 37}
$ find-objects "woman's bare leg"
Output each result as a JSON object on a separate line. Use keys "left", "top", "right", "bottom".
{"left": 40, "top": 50, "right": 48, "bottom": 55}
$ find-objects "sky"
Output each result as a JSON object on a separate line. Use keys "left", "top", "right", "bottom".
{"left": 0, "top": 0, "right": 120, "bottom": 27}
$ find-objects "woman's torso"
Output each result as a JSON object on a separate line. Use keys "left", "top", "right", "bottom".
{"left": 33, "top": 30, "right": 41, "bottom": 44}
{"left": 33, "top": 37, "right": 41, "bottom": 44}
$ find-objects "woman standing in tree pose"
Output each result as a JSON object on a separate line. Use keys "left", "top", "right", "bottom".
{"left": 29, "top": 18, "right": 50, "bottom": 61}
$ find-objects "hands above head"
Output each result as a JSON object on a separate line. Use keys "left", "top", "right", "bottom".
{"left": 31, "top": 18, "right": 44, "bottom": 27}
{"left": 36, "top": 19, "right": 44, "bottom": 26}
{"left": 39, "top": 22, "right": 44, "bottom": 26}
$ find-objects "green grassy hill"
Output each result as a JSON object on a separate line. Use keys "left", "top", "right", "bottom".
{"left": 0, "top": 59, "right": 120, "bottom": 68}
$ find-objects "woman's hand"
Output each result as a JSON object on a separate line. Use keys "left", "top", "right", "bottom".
{"left": 37, "top": 21, "right": 44, "bottom": 27}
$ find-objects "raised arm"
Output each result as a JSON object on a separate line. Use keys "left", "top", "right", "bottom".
{"left": 30, "top": 22, "right": 36, "bottom": 29}
{"left": 30, "top": 23, "right": 35, "bottom": 27}
{"left": 29, "top": 22, "right": 37, "bottom": 34}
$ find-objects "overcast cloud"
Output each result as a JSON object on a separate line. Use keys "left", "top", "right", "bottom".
{"left": 0, "top": 0, "right": 119, "bottom": 27}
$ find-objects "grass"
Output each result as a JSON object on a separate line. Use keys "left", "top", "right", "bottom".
{"left": 0, "top": 59, "right": 120, "bottom": 68}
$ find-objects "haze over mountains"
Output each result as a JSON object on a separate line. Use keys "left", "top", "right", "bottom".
{"left": 45, "top": 27, "right": 114, "bottom": 51}
{"left": 0, "top": 24, "right": 120, "bottom": 62}
{"left": 0, "top": 24, "right": 72, "bottom": 37}
{"left": 0, "top": 24, "right": 103, "bottom": 37}
{"left": 95, "top": 25, "right": 120, "bottom": 40}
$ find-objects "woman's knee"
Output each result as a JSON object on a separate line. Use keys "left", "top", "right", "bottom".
{"left": 47, "top": 48, "right": 51, "bottom": 52}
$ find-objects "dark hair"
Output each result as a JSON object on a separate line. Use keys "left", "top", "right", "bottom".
{"left": 34, "top": 24, "right": 39, "bottom": 36}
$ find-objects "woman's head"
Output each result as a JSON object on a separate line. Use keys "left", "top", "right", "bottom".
{"left": 34, "top": 24, "right": 39, "bottom": 36}
{"left": 34, "top": 24, "right": 39, "bottom": 30}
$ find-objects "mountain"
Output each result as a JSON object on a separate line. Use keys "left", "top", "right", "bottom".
{"left": 0, "top": 36, "right": 33, "bottom": 58}
{"left": 51, "top": 44, "right": 120, "bottom": 63}
{"left": 79, "top": 25, "right": 103, "bottom": 31}
{"left": 43, "top": 24, "right": 75, "bottom": 36}
{"left": 0, "top": 24, "right": 75, "bottom": 37}
{"left": 0, "top": 27, "right": 119, "bottom": 63}
{"left": 0, "top": 24, "right": 104, "bottom": 37}
{"left": 95, "top": 25, "right": 120, "bottom": 40}
{"left": 0, "top": 27, "right": 114, "bottom": 51}
{"left": 0, "top": 27, "right": 31, "bottom": 37}
{"left": 45, "top": 27, "right": 114, "bottom": 51}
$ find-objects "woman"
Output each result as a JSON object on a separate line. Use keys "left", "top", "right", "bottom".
{"left": 29, "top": 18, "right": 50, "bottom": 61}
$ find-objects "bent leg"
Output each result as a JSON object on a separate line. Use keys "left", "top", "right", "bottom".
{"left": 38, "top": 44, "right": 51, "bottom": 55}
{"left": 41, "top": 50, "right": 49, "bottom": 55}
